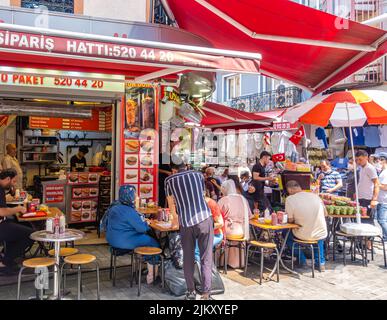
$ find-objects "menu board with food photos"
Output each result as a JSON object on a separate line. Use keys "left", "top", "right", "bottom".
{"left": 67, "top": 172, "right": 99, "bottom": 223}
{"left": 121, "top": 83, "right": 159, "bottom": 202}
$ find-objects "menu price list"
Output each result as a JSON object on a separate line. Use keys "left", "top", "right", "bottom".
{"left": 45, "top": 184, "right": 65, "bottom": 203}
{"left": 29, "top": 107, "right": 112, "bottom": 132}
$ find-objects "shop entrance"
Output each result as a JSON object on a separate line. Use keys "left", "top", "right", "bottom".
{"left": 0, "top": 68, "right": 125, "bottom": 238}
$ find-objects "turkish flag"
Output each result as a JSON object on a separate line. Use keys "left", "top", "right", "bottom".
{"left": 272, "top": 153, "right": 286, "bottom": 163}
{"left": 289, "top": 126, "right": 305, "bottom": 145}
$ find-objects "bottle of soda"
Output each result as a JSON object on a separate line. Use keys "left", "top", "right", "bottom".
{"left": 165, "top": 209, "right": 170, "bottom": 222}
{"left": 271, "top": 212, "right": 278, "bottom": 226}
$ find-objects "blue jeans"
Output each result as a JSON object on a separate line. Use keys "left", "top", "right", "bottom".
{"left": 287, "top": 232, "right": 325, "bottom": 266}
{"left": 195, "top": 233, "right": 223, "bottom": 262}
{"left": 377, "top": 203, "right": 387, "bottom": 241}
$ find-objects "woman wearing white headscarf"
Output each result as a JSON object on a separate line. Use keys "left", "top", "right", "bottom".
{"left": 218, "top": 177, "right": 252, "bottom": 269}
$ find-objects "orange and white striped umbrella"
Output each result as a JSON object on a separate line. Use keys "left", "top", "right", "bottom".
{"left": 283, "top": 90, "right": 387, "bottom": 127}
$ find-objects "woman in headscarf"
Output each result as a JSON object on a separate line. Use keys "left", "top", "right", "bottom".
{"left": 218, "top": 176, "right": 252, "bottom": 269}
{"left": 101, "top": 185, "right": 160, "bottom": 284}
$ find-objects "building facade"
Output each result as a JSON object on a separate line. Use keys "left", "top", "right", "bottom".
{"left": 211, "top": 0, "right": 387, "bottom": 112}
{"left": 0, "top": 0, "right": 150, "bottom": 22}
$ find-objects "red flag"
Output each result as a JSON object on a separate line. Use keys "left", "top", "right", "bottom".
{"left": 289, "top": 125, "right": 305, "bottom": 145}
{"left": 272, "top": 153, "right": 286, "bottom": 163}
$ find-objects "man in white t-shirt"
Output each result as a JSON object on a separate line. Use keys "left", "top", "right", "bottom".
{"left": 376, "top": 152, "right": 387, "bottom": 241}
{"left": 285, "top": 180, "right": 328, "bottom": 271}
{"left": 355, "top": 150, "right": 379, "bottom": 226}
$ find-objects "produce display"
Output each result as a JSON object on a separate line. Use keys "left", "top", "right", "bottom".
{"left": 320, "top": 193, "right": 368, "bottom": 216}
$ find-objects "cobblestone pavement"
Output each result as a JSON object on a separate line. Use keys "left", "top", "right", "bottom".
{"left": 1, "top": 243, "right": 386, "bottom": 300}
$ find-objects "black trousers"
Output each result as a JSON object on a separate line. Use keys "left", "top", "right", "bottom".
{"left": 180, "top": 217, "right": 214, "bottom": 294}
{"left": 0, "top": 220, "right": 34, "bottom": 267}
{"left": 359, "top": 199, "right": 374, "bottom": 225}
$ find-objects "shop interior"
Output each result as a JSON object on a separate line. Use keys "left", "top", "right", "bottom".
{"left": 0, "top": 98, "right": 115, "bottom": 237}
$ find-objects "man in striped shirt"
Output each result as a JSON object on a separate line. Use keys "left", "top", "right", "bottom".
{"left": 317, "top": 160, "right": 343, "bottom": 195}
{"left": 165, "top": 162, "right": 214, "bottom": 300}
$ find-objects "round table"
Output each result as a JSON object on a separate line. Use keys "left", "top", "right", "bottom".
{"left": 30, "top": 229, "right": 85, "bottom": 299}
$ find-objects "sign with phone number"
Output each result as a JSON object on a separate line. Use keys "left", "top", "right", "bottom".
{"left": 0, "top": 72, "right": 124, "bottom": 92}
{"left": 0, "top": 29, "right": 260, "bottom": 73}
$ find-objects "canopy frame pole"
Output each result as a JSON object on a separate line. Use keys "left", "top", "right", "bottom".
{"left": 195, "top": 0, "right": 376, "bottom": 52}
{"left": 345, "top": 102, "right": 361, "bottom": 224}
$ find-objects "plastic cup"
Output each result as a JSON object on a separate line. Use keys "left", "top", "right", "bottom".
{"left": 347, "top": 207, "right": 355, "bottom": 216}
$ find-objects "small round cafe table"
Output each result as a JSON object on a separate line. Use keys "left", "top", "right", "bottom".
{"left": 30, "top": 229, "right": 85, "bottom": 299}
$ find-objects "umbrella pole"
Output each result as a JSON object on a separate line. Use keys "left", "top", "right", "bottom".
{"left": 345, "top": 103, "right": 361, "bottom": 224}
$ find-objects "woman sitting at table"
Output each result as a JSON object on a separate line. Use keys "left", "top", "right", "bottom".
{"left": 218, "top": 176, "right": 252, "bottom": 269}
{"left": 194, "top": 195, "right": 225, "bottom": 262}
{"left": 101, "top": 185, "right": 160, "bottom": 284}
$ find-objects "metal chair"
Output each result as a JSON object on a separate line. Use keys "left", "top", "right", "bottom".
{"left": 291, "top": 239, "right": 321, "bottom": 278}
{"left": 133, "top": 247, "right": 164, "bottom": 297}
{"left": 244, "top": 240, "right": 279, "bottom": 285}
{"left": 61, "top": 254, "right": 100, "bottom": 300}
{"left": 213, "top": 243, "right": 223, "bottom": 268}
{"left": 372, "top": 235, "right": 387, "bottom": 268}
{"left": 333, "top": 231, "right": 359, "bottom": 266}
{"left": 109, "top": 247, "right": 135, "bottom": 287}
{"left": 223, "top": 235, "right": 247, "bottom": 274}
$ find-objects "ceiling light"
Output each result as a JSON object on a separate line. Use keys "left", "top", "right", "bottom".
{"left": 200, "top": 89, "right": 211, "bottom": 93}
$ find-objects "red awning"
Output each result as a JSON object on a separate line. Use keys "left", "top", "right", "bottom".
{"left": 165, "top": 0, "right": 387, "bottom": 93}
{"left": 201, "top": 101, "right": 281, "bottom": 129}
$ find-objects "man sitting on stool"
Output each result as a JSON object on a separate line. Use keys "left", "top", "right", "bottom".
{"left": 285, "top": 180, "right": 328, "bottom": 271}
{"left": 0, "top": 169, "right": 32, "bottom": 275}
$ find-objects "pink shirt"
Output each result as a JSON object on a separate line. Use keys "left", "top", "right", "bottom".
{"left": 218, "top": 194, "right": 252, "bottom": 239}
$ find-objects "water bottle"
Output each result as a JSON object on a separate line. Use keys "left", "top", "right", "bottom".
{"left": 46, "top": 218, "right": 54, "bottom": 233}
{"left": 264, "top": 209, "right": 271, "bottom": 224}
{"left": 59, "top": 215, "right": 66, "bottom": 234}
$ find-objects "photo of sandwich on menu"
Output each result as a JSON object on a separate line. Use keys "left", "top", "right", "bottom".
{"left": 125, "top": 154, "right": 138, "bottom": 168}
{"left": 124, "top": 169, "right": 138, "bottom": 183}
{"left": 140, "top": 169, "right": 153, "bottom": 183}
{"left": 140, "top": 185, "right": 153, "bottom": 199}
{"left": 140, "top": 154, "right": 153, "bottom": 168}
{"left": 125, "top": 140, "right": 139, "bottom": 153}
